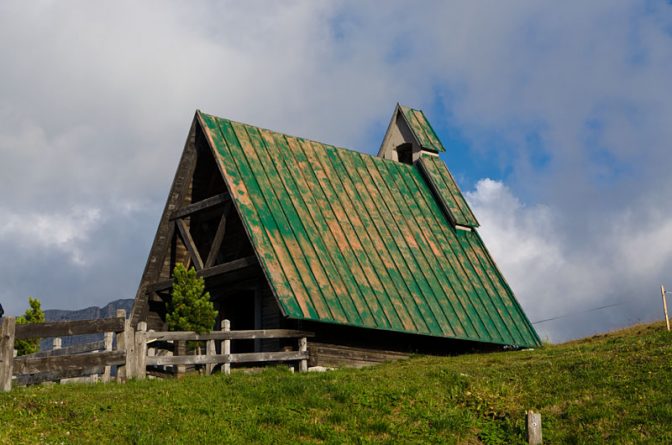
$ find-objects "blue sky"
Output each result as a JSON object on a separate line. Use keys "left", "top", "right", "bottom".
{"left": 1, "top": 1, "right": 671, "bottom": 342}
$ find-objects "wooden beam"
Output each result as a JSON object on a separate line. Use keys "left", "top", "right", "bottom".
{"left": 205, "top": 202, "right": 231, "bottom": 268}
{"left": 15, "top": 367, "right": 104, "bottom": 387}
{"left": 144, "top": 329, "right": 314, "bottom": 342}
{"left": 20, "top": 340, "right": 106, "bottom": 359}
{"left": 15, "top": 317, "right": 125, "bottom": 340}
{"left": 13, "top": 351, "right": 126, "bottom": 375}
{"left": 147, "top": 354, "right": 227, "bottom": 366}
{"left": 176, "top": 219, "right": 204, "bottom": 271}
{"left": 170, "top": 193, "right": 230, "bottom": 220}
{"left": 201, "top": 255, "right": 257, "bottom": 279}
{"left": 146, "top": 255, "right": 259, "bottom": 293}
{"left": 145, "top": 350, "right": 308, "bottom": 367}
{"left": 230, "top": 351, "right": 308, "bottom": 364}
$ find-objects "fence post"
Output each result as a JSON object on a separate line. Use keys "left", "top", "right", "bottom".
{"left": 116, "top": 309, "right": 134, "bottom": 382}
{"left": 125, "top": 316, "right": 138, "bottom": 380}
{"left": 206, "top": 336, "right": 216, "bottom": 375}
{"left": 102, "top": 331, "right": 113, "bottom": 383}
{"left": 298, "top": 337, "right": 308, "bottom": 372}
{"left": 176, "top": 340, "right": 186, "bottom": 378}
{"left": 526, "top": 410, "right": 542, "bottom": 445}
{"left": 661, "top": 285, "right": 670, "bottom": 331}
{"left": 51, "top": 337, "right": 62, "bottom": 384}
{"left": 134, "top": 322, "right": 147, "bottom": 380}
{"left": 0, "top": 317, "right": 16, "bottom": 392}
{"left": 147, "top": 330, "right": 156, "bottom": 359}
{"left": 222, "top": 319, "right": 231, "bottom": 375}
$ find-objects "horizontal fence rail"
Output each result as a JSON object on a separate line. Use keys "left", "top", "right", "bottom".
{"left": 144, "top": 329, "right": 313, "bottom": 342}
{"left": 24, "top": 340, "right": 107, "bottom": 359}
{"left": 0, "top": 315, "right": 313, "bottom": 391}
{"left": 14, "top": 317, "right": 125, "bottom": 340}
{"left": 145, "top": 351, "right": 309, "bottom": 367}
{"left": 14, "top": 351, "right": 126, "bottom": 375}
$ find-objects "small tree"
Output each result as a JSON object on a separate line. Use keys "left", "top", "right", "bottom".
{"left": 15, "top": 297, "right": 45, "bottom": 356}
{"left": 167, "top": 264, "right": 217, "bottom": 334}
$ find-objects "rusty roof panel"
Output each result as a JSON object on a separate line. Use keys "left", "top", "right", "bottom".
{"left": 399, "top": 105, "right": 445, "bottom": 153}
{"left": 418, "top": 155, "right": 479, "bottom": 228}
{"left": 197, "top": 110, "right": 539, "bottom": 348}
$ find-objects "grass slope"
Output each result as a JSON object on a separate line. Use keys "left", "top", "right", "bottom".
{"left": 1, "top": 322, "right": 671, "bottom": 444}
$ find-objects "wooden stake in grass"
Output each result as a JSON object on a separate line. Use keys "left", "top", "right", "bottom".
{"left": 526, "top": 410, "right": 542, "bottom": 445}
{"left": 662, "top": 285, "right": 670, "bottom": 332}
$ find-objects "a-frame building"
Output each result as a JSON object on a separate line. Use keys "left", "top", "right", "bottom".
{"left": 130, "top": 105, "right": 540, "bottom": 366}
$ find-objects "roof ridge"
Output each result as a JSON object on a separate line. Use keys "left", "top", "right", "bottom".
{"left": 198, "top": 110, "right": 414, "bottom": 166}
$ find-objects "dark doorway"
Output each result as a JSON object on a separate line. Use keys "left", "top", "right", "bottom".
{"left": 396, "top": 143, "right": 413, "bottom": 165}
{"left": 218, "top": 290, "right": 256, "bottom": 353}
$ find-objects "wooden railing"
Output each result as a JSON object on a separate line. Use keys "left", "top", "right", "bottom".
{"left": 0, "top": 314, "right": 312, "bottom": 391}
{"left": 135, "top": 319, "right": 312, "bottom": 379}
{"left": 0, "top": 310, "right": 128, "bottom": 392}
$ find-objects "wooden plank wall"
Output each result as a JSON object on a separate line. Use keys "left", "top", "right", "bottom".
{"left": 308, "top": 343, "right": 408, "bottom": 369}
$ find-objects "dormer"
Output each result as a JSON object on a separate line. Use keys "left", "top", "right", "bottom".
{"left": 377, "top": 104, "right": 445, "bottom": 164}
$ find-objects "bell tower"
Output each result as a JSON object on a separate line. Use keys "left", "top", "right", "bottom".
{"left": 377, "top": 104, "right": 444, "bottom": 164}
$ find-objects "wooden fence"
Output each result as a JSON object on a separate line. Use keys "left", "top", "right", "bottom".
{"left": 0, "top": 313, "right": 312, "bottom": 391}
{"left": 140, "top": 319, "right": 312, "bottom": 379}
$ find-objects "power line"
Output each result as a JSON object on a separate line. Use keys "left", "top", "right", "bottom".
{"left": 531, "top": 302, "right": 624, "bottom": 325}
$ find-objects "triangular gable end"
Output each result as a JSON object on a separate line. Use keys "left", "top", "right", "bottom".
{"left": 130, "top": 113, "right": 264, "bottom": 328}
{"left": 378, "top": 104, "right": 445, "bottom": 164}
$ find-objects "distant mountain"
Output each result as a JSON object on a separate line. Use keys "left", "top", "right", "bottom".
{"left": 40, "top": 299, "right": 134, "bottom": 350}
{"left": 44, "top": 299, "right": 134, "bottom": 322}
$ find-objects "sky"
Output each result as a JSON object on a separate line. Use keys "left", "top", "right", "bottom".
{"left": 1, "top": 1, "right": 671, "bottom": 342}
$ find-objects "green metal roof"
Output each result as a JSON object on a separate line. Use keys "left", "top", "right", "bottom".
{"left": 398, "top": 105, "right": 445, "bottom": 153}
{"left": 197, "top": 110, "right": 540, "bottom": 347}
{"left": 418, "top": 155, "right": 479, "bottom": 228}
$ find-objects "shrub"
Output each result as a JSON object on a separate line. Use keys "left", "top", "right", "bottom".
{"left": 166, "top": 264, "right": 217, "bottom": 334}
{"left": 15, "top": 297, "right": 45, "bottom": 356}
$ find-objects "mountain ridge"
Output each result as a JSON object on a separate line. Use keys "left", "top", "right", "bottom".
{"left": 40, "top": 299, "right": 134, "bottom": 349}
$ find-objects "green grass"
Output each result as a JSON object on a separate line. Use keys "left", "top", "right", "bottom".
{"left": 1, "top": 322, "right": 671, "bottom": 444}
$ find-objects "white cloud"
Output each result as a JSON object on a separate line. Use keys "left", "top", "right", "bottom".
{"left": 467, "top": 179, "right": 672, "bottom": 341}
{"left": 0, "top": 207, "right": 101, "bottom": 265}
{"left": 466, "top": 179, "right": 564, "bottom": 302}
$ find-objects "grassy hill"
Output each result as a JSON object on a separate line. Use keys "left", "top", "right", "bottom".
{"left": 1, "top": 322, "right": 671, "bottom": 444}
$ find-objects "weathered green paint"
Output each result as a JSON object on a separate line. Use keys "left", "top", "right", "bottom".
{"left": 378, "top": 159, "right": 482, "bottom": 340}
{"left": 418, "top": 155, "right": 479, "bottom": 228}
{"left": 325, "top": 144, "right": 427, "bottom": 333}
{"left": 345, "top": 151, "right": 449, "bottom": 336}
{"left": 238, "top": 124, "right": 343, "bottom": 323}
{"left": 258, "top": 129, "right": 366, "bottom": 327}
{"left": 398, "top": 105, "right": 446, "bottom": 153}
{"left": 404, "top": 168, "right": 515, "bottom": 343}
{"left": 196, "top": 110, "right": 540, "bottom": 348}
{"left": 305, "top": 141, "right": 402, "bottom": 330}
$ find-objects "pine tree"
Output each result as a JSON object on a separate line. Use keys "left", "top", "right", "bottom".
{"left": 15, "top": 297, "right": 45, "bottom": 356}
{"left": 166, "top": 264, "right": 217, "bottom": 334}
